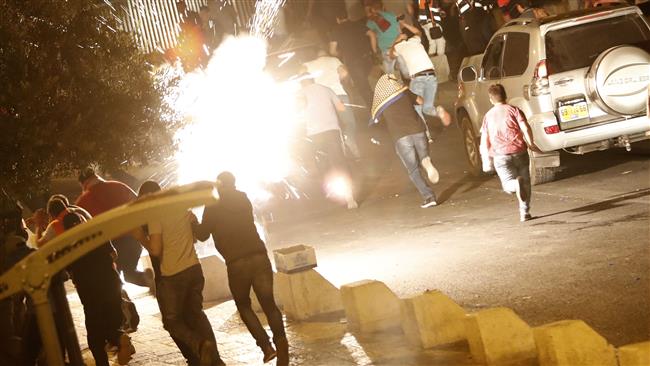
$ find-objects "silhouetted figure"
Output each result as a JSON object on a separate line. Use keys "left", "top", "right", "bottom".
{"left": 193, "top": 172, "right": 289, "bottom": 366}
{"left": 76, "top": 168, "right": 154, "bottom": 291}
{"left": 63, "top": 212, "right": 134, "bottom": 365}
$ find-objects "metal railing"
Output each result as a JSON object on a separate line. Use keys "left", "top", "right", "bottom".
{"left": 108, "top": 0, "right": 308, "bottom": 54}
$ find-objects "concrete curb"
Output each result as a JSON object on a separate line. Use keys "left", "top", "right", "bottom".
{"left": 617, "top": 341, "right": 650, "bottom": 366}
{"left": 261, "top": 247, "right": 650, "bottom": 366}
{"left": 465, "top": 307, "right": 537, "bottom": 366}
{"left": 275, "top": 269, "right": 343, "bottom": 321}
{"left": 533, "top": 320, "right": 617, "bottom": 366}
{"left": 400, "top": 290, "right": 466, "bottom": 349}
{"left": 340, "top": 279, "right": 402, "bottom": 334}
{"left": 200, "top": 255, "right": 232, "bottom": 302}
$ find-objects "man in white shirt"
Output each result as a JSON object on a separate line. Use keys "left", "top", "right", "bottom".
{"left": 298, "top": 75, "right": 358, "bottom": 209}
{"left": 135, "top": 181, "right": 225, "bottom": 366}
{"left": 303, "top": 50, "right": 361, "bottom": 159}
{"left": 391, "top": 23, "right": 451, "bottom": 127}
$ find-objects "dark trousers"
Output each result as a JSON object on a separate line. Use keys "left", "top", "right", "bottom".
{"left": 113, "top": 235, "right": 147, "bottom": 287}
{"left": 157, "top": 264, "right": 218, "bottom": 362}
{"left": 346, "top": 58, "right": 373, "bottom": 106}
{"left": 151, "top": 257, "right": 196, "bottom": 364}
{"left": 75, "top": 271, "right": 124, "bottom": 366}
{"left": 311, "top": 130, "right": 348, "bottom": 176}
{"left": 227, "top": 253, "right": 285, "bottom": 349}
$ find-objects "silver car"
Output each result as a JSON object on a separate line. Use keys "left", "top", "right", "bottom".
{"left": 455, "top": 5, "right": 650, "bottom": 184}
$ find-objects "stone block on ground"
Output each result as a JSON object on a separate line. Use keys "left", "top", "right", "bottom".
{"left": 533, "top": 320, "right": 617, "bottom": 366}
{"left": 275, "top": 269, "right": 343, "bottom": 321}
{"left": 199, "top": 255, "right": 232, "bottom": 302}
{"left": 400, "top": 290, "right": 466, "bottom": 349}
{"left": 618, "top": 341, "right": 650, "bottom": 366}
{"left": 341, "top": 279, "right": 402, "bottom": 334}
{"left": 465, "top": 307, "right": 537, "bottom": 365}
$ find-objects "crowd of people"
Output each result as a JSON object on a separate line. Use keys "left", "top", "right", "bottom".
{"left": 1, "top": 169, "right": 289, "bottom": 366}
{"left": 2, "top": 0, "right": 626, "bottom": 364}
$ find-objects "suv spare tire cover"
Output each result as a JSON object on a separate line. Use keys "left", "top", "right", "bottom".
{"left": 586, "top": 45, "right": 650, "bottom": 116}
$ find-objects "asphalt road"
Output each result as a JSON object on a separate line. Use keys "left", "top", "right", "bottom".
{"left": 265, "top": 82, "right": 650, "bottom": 347}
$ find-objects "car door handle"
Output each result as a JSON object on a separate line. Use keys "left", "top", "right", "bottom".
{"left": 555, "top": 77, "right": 573, "bottom": 86}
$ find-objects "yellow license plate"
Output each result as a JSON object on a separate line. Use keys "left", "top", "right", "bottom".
{"left": 559, "top": 102, "right": 589, "bottom": 123}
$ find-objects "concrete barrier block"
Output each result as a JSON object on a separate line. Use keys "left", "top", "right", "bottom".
{"left": 400, "top": 290, "right": 466, "bottom": 348}
{"left": 275, "top": 269, "right": 343, "bottom": 321}
{"left": 199, "top": 255, "right": 232, "bottom": 302}
{"left": 533, "top": 320, "right": 617, "bottom": 366}
{"left": 341, "top": 279, "right": 401, "bottom": 334}
{"left": 465, "top": 307, "right": 537, "bottom": 365}
{"left": 618, "top": 342, "right": 650, "bottom": 366}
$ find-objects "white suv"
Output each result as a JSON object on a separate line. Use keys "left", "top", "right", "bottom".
{"left": 455, "top": 5, "right": 650, "bottom": 184}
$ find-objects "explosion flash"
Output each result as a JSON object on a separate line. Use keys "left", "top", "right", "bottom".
{"left": 250, "top": 0, "right": 287, "bottom": 38}
{"left": 171, "top": 35, "right": 300, "bottom": 202}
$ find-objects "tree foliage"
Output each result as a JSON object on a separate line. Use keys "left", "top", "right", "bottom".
{"left": 0, "top": 0, "right": 181, "bottom": 200}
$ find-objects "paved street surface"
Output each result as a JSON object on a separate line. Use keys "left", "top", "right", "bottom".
{"left": 69, "top": 285, "right": 477, "bottom": 365}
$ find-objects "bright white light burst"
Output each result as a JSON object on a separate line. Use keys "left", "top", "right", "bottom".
{"left": 172, "top": 35, "right": 300, "bottom": 202}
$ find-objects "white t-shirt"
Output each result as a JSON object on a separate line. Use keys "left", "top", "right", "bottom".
{"left": 300, "top": 83, "right": 342, "bottom": 136}
{"left": 148, "top": 210, "right": 199, "bottom": 277}
{"left": 303, "top": 56, "right": 347, "bottom": 96}
{"left": 393, "top": 36, "right": 434, "bottom": 76}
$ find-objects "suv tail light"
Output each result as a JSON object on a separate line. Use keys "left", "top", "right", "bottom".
{"left": 530, "top": 59, "right": 550, "bottom": 97}
{"left": 544, "top": 125, "right": 560, "bottom": 134}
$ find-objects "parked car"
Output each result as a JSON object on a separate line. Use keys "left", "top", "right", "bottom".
{"left": 455, "top": 5, "right": 650, "bottom": 184}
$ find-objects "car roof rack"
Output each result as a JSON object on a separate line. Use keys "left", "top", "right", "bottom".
{"left": 539, "top": 4, "right": 632, "bottom": 24}
{"left": 504, "top": 17, "right": 538, "bottom": 27}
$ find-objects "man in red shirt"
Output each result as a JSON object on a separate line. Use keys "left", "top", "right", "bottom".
{"left": 76, "top": 168, "right": 153, "bottom": 289}
{"left": 480, "top": 84, "right": 540, "bottom": 222}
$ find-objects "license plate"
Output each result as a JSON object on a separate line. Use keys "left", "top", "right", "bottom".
{"left": 558, "top": 98, "right": 589, "bottom": 123}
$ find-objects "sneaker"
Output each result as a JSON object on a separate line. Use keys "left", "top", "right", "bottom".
{"left": 421, "top": 157, "right": 439, "bottom": 185}
{"left": 421, "top": 197, "right": 438, "bottom": 208}
{"left": 515, "top": 176, "right": 528, "bottom": 203}
{"left": 262, "top": 344, "right": 277, "bottom": 363}
{"left": 273, "top": 336, "right": 289, "bottom": 366}
{"left": 520, "top": 213, "right": 532, "bottom": 222}
{"left": 436, "top": 106, "right": 452, "bottom": 127}
{"left": 117, "top": 333, "right": 136, "bottom": 365}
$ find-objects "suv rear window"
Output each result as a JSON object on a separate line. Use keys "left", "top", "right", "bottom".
{"left": 545, "top": 13, "right": 650, "bottom": 74}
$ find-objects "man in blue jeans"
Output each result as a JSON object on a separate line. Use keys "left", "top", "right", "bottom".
{"left": 480, "top": 84, "right": 540, "bottom": 222}
{"left": 391, "top": 23, "right": 451, "bottom": 128}
{"left": 193, "top": 172, "right": 289, "bottom": 366}
{"left": 371, "top": 74, "right": 440, "bottom": 208}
